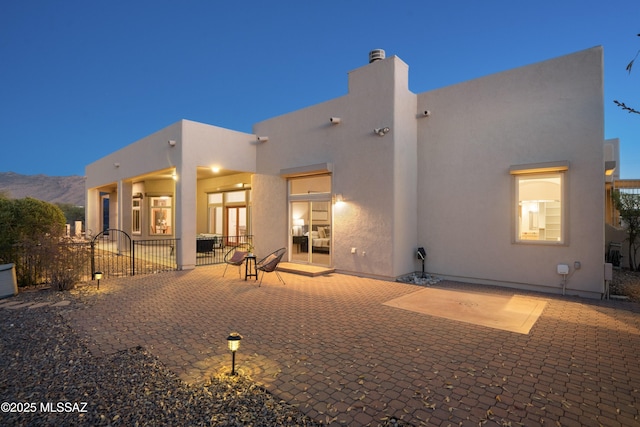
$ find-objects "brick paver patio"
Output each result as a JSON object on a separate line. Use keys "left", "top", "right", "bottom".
{"left": 66, "top": 266, "right": 640, "bottom": 426}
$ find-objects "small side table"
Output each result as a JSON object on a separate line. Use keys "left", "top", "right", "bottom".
{"left": 245, "top": 255, "right": 257, "bottom": 281}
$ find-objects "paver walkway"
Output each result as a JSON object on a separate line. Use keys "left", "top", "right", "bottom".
{"left": 65, "top": 265, "right": 640, "bottom": 426}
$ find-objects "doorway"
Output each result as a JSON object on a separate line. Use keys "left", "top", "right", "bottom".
{"left": 226, "top": 206, "right": 247, "bottom": 244}
{"left": 289, "top": 175, "right": 332, "bottom": 267}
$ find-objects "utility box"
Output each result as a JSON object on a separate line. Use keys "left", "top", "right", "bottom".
{"left": 604, "top": 263, "right": 613, "bottom": 281}
{"left": 0, "top": 263, "right": 18, "bottom": 299}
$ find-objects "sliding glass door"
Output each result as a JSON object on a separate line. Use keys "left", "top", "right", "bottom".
{"left": 289, "top": 175, "right": 331, "bottom": 267}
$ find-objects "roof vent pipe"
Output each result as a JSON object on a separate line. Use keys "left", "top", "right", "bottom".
{"left": 369, "top": 49, "right": 385, "bottom": 63}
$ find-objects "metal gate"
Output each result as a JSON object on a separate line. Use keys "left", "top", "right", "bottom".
{"left": 91, "top": 229, "right": 134, "bottom": 279}
{"left": 90, "top": 229, "right": 179, "bottom": 279}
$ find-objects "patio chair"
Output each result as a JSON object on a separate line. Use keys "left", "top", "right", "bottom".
{"left": 256, "top": 247, "right": 286, "bottom": 287}
{"left": 223, "top": 246, "right": 248, "bottom": 278}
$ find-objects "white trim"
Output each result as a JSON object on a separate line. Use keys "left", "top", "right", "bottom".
{"left": 280, "top": 163, "right": 333, "bottom": 178}
{"left": 509, "top": 161, "right": 569, "bottom": 175}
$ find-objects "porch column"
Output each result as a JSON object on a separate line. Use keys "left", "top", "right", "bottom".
{"left": 117, "top": 180, "right": 133, "bottom": 235}
{"left": 115, "top": 180, "right": 132, "bottom": 254}
{"left": 108, "top": 190, "right": 118, "bottom": 230}
{"left": 176, "top": 166, "right": 197, "bottom": 270}
{"left": 85, "top": 188, "right": 101, "bottom": 238}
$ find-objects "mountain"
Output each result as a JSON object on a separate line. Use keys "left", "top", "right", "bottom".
{"left": 0, "top": 172, "right": 85, "bottom": 206}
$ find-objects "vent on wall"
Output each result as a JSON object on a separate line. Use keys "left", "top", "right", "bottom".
{"left": 369, "top": 49, "right": 385, "bottom": 63}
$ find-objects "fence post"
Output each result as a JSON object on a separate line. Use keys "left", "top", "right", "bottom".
{"left": 90, "top": 240, "right": 95, "bottom": 280}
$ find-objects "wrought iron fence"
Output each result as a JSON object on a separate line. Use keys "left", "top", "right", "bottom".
{"left": 0, "top": 232, "right": 250, "bottom": 286}
{"left": 91, "top": 229, "right": 133, "bottom": 279}
{"left": 0, "top": 241, "right": 93, "bottom": 287}
{"left": 132, "top": 239, "right": 179, "bottom": 275}
{"left": 195, "top": 234, "right": 253, "bottom": 266}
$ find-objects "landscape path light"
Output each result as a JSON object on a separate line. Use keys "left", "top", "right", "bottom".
{"left": 227, "top": 332, "right": 243, "bottom": 375}
{"left": 94, "top": 271, "right": 103, "bottom": 290}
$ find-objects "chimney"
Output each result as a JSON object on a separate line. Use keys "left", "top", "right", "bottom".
{"left": 368, "top": 49, "right": 385, "bottom": 63}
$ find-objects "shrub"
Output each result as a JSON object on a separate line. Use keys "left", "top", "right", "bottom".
{"left": 0, "top": 197, "right": 74, "bottom": 287}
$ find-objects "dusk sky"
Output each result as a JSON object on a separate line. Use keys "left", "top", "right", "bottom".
{"left": 1, "top": 1, "right": 639, "bottom": 178}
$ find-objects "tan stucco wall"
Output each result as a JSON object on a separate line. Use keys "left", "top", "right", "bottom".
{"left": 417, "top": 47, "right": 605, "bottom": 297}
{"left": 85, "top": 47, "right": 608, "bottom": 297}
{"left": 253, "top": 57, "right": 410, "bottom": 278}
{"left": 251, "top": 174, "right": 287, "bottom": 257}
{"left": 392, "top": 60, "right": 418, "bottom": 277}
{"left": 85, "top": 120, "right": 256, "bottom": 269}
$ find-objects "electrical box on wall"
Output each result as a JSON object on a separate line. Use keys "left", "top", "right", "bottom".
{"left": 557, "top": 264, "right": 569, "bottom": 275}
{"left": 604, "top": 263, "right": 613, "bottom": 281}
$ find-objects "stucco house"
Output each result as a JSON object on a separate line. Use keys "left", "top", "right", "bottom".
{"left": 86, "top": 46, "right": 615, "bottom": 298}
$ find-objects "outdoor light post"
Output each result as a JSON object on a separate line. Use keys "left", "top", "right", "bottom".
{"left": 227, "top": 332, "right": 243, "bottom": 375}
{"left": 94, "top": 271, "right": 103, "bottom": 290}
{"left": 417, "top": 248, "right": 426, "bottom": 278}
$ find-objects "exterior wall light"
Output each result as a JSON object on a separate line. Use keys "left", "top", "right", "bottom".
{"left": 257, "top": 136, "right": 269, "bottom": 143}
{"left": 374, "top": 127, "right": 390, "bottom": 136}
{"left": 227, "top": 332, "right": 243, "bottom": 375}
{"left": 334, "top": 194, "right": 344, "bottom": 204}
{"left": 94, "top": 271, "right": 103, "bottom": 289}
{"left": 605, "top": 161, "right": 616, "bottom": 176}
{"left": 168, "top": 140, "right": 176, "bottom": 147}
{"left": 114, "top": 163, "right": 120, "bottom": 168}
{"left": 330, "top": 117, "right": 342, "bottom": 124}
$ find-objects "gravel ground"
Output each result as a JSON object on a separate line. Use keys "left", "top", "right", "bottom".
{"left": 0, "top": 286, "right": 325, "bottom": 427}
{"left": 3, "top": 270, "right": 637, "bottom": 426}
{"left": 610, "top": 268, "right": 640, "bottom": 302}
{"left": 0, "top": 286, "right": 411, "bottom": 427}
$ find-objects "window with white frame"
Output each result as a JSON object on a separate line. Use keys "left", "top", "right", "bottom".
{"left": 207, "top": 193, "right": 223, "bottom": 234}
{"left": 511, "top": 162, "right": 567, "bottom": 244}
{"left": 132, "top": 198, "right": 141, "bottom": 234}
{"left": 150, "top": 196, "right": 172, "bottom": 235}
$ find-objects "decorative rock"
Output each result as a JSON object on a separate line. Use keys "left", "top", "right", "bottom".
{"left": 51, "top": 300, "right": 71, "bottom": 307}
{"left": 0, "top": 288, "right": 330, "bottom": 427}
{"left": 5, "top": 302, "right": 35, "bottom": 309}
{"left": 396, "top": 272, "right": 441, "bottom": 286}
{"left": 27, "top": 302, "right": 53, "bottom": 309}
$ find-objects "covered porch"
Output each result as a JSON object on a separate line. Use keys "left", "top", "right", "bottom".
{"left": 85, "top": 119, "right": 257, "bottom": 270}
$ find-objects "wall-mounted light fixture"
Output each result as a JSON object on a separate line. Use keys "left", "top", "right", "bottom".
{"left": 114, "top": 163, "right": 120, "bottom": 168}
{"left": 168, "top": 139, "right": 176, "bottom": 147}
{"left": 605, "top": 161, "right": 616, "bottom": 176}
{"left": 334, "top": 193, "right": 344, "bottom": 204}
{"left": 227, "top": 332, "right": 243, "bottom": 375}
{"left": 211, "top": 166, "right": 220, "bottom": 173}
{"left": 257, "top": 136, "right": 269, "bottom": 143}
{"left": 374, "top": 127, "right": 390, "bottom": 137}
{"left": 330, "top": 117, "right": 342, "bottom": 124}
{"left": 419, "top": 110, "right": 431, "bottom": 118}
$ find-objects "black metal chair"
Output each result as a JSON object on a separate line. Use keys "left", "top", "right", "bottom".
{"left": 222, "top": 246, "right": 249, "bottom": 278}
{"left": 256, "top": 247, "right": 286, "bottom": 287}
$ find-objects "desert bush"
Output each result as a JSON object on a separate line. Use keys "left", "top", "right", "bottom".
{"left": 0, "top": 197, "right": 73, "bottom": 287}
{"left": 613, "top": 190, "right": 640, "bottom": 271}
